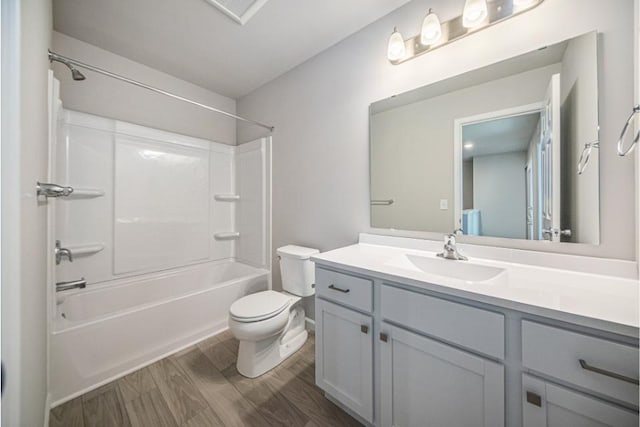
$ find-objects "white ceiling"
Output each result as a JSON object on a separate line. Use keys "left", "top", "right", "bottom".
{"left": 53, "top": 0, "right": 411, "bottom": 99}
{"left": 463, "top": 113, "right": 540, "bottom": 161}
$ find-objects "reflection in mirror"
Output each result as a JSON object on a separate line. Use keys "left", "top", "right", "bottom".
{"left": 370, "top": 31, "right": 599, "bottom": 244}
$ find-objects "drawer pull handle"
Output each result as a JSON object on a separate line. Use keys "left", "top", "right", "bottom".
{"left": 579, "top": 359, "right": 639, "bottom": 385}
{"left": 361, "top": 325, "right": 369, "bottom": 334}
{"left": 328, "top": 284, "right": 350, "bottom": 293}
{"left": 526, "top": 391, "right": 542, "bottom": 407}
{"left": 380, "top": 333, "right": 388, "bottom": 342}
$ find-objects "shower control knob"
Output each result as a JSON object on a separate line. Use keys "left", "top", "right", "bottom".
{"left": 37, "top": 182, "right": 74, "bottom": 198}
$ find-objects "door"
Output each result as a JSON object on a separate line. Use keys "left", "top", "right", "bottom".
{"left": 540, "top": 74, "right": 562, "bottom": 241}
{"left": 315, "top": 298, "right": 373, "bottom": 423}
{"left": 522, "top": 374, "right": 638, "bottom": 427}
{"left": 380, "top": 323, "right": 504, "bottom": 427}
{"left": 525, "top": 159, "right": 534, "bottom": 239}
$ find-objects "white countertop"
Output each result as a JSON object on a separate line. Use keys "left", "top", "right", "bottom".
{"left": 312, "top": 243, "right": 640, "bottom": 338}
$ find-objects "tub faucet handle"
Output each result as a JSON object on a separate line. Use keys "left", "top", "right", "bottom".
{"left": 55, "top": 240, "right": 73, "bottom": 265}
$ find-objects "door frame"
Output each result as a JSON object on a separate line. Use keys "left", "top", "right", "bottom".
{"left": 453, "top": 102, "right": 544, "bottom": 233}
{"left": 1, "top": 0, "right": 23, "bottom": 423}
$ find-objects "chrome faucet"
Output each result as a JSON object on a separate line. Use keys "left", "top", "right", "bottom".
{"left": 56, "top": 278, "right": 86, "bottom": 292}
{"left": 55, "top": 240, "right": 73, "bottom": 265}
{"left": 437, "top": 230, "right": 468, "bottom": 261}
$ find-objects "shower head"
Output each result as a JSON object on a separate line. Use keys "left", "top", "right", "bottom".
{"left": 70, "top": 67, "right": 86, "bottom": 81}
{"left": 48, "top": 50, "right": 86, "bottom": 81}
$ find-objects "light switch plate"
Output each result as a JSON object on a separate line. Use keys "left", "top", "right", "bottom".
{"left": 440, "top": 199, "right": 448, "bottom": 210}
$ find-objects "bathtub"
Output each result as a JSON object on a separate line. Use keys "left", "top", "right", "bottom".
{"left": 50, "top": 260, "right": 268, "bottom": 406}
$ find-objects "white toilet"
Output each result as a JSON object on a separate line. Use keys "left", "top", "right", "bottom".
{"left": 228, "top": 245, "right": 318, "bottom": 378}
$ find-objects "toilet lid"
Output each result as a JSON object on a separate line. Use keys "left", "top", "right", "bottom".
{"left": 229, "top": 291, "right": 290, "bottom": 321}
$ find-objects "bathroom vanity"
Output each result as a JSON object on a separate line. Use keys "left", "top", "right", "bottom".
{"left": 312, "top": 234, "right": 639, "bottom": 427}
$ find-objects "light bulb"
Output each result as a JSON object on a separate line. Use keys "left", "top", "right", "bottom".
{"left": 420, "top": 9, "right": 442, "bottom": 45}
{"left": 462, "top": 0, "right": 488, "bottom": 28}
{"left": 387, "top": 27, "right": 406, "bottom": 62}
{"left": 513, "top": 0, "right": 538, "bottom": 8}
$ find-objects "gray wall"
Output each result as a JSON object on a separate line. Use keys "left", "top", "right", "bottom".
{"left": 473, "top": 151, "right": 528, "bottom": 239}
{"left": 237, "top": 0, "right": 637, "bottom": 313}
{"left": 52, "top": 32, "right": 237, "bottom": 145}
{"left": 369, "top": 64, "right": 558, "bottom": 234}
{"left": 1, "top": 0, "right": 52, "bottom": 425}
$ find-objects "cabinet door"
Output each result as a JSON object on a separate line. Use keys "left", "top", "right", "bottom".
{"left": 522, "top": 374, "right": 638, "bottom": 427}
{"left": 315, "top": 298, "right": 373, "bottom": 423}
{"left": 380, "top": 324, "right": 504, "bottom": 427}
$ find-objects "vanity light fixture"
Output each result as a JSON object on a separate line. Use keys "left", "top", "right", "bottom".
{"left": 462, "top": 0, "right": 488, "bottom": 28}
{"left": 513, "top": 0, "right": 539, "bottom": 7}
{"left": 464, "top": 142, "right": 474, "bottom": 149}
{"left": 387, "top": 27, "right": 406, "bottom": 62}
{"left": 421, "top": 9, "right": 442, "bottom": 45}
{"left": 387, "top": 0, "right": 545, "bottom": 65}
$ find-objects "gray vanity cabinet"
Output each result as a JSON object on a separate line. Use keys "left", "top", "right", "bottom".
{"left": 315, "top": 298, "right": 374, "bottom": 423}
{"left": 379, "top": 323, "right": 504, "bottom": 427}
{"left": 313, "top": 265, "right": 639, "bottom": 427}
{"left": 522, "top": 374, "right": 638, "bottom": 427}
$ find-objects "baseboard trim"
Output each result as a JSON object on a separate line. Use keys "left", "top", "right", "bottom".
{"left": 305, "top": 317, "right": 315, "bottom": 332}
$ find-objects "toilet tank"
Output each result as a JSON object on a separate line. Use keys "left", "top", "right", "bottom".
{"left": 277, "top": 245, "right": 319, "bottom": 297}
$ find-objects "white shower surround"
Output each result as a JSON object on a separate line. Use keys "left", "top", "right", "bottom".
{"left": 49, "top": 109, "right": 272, "bottom": 405}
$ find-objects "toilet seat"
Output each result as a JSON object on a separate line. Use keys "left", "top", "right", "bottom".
{"left": 229, "top": 290, "right": 291, "bottom": 323}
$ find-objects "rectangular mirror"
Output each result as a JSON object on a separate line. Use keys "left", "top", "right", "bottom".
{"left": 370, "top": 32, "right": 599, "bottom": 244}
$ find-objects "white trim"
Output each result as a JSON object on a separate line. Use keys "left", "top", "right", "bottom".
{"left": 453, "top": 102, "right": 545, "bottom": 232}
{"left": 1, "top": 0, "right": 23, "bottom": 424}
{"left": 46, "top": 71, "right": 60, "bottom": 420}
{"left": 202, "top": 0, "right": 269, "bottom": 25}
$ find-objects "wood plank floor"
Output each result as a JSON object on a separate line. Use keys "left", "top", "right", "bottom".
{"left": 50, "top": 332, "right": 362, "bottom": 427}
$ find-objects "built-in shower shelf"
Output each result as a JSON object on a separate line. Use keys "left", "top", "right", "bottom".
{"left": 214, "top": 194, "right": 240, "bottom": 202}
{"left": 214, "top": 232, "right": 240, "bottom": 240}
{"left": 67, "top": 243, "right": 105, "bottom": 256}
{"left": 66, "top": 188, "right": 106, "bottom": 199}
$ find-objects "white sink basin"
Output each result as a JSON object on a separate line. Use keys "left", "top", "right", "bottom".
{"left": 406, "top": 254, "right": 506, "bottom": 283}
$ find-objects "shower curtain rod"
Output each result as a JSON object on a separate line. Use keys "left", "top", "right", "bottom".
{"left": 48, "top": 50, "right": 275, "bottom": 132}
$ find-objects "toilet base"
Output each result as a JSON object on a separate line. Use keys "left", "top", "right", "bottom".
{"left": 236, "top": 306, "right": 308, "bottom": 378}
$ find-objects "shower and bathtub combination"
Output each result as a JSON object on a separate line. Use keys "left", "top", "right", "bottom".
{"left": 46, "top": 78, "right": 273, "bottom": 405}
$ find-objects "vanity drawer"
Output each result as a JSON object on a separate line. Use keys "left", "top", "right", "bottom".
{"left": 381, "top": 285, "right": 504, "bottom": 360}
{"left": 522, "top": 321, "right": 639, "bottom": 406}
{"left": 315, "top": 268, "right": 373, "bottom": 313}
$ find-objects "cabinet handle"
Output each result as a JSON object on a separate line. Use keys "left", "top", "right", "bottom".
{"left": 328, "top": 284, "right": 350, "bottom": 293}
{"left": 380, "top": 333, "right": 388, "bottom": 342}
{"left": 361, "top": 325, "right": 369, "bottom": 334}
{"left": 526, "top": 391, "right": 542, "bottom": 407}
{"left": 579, "top": 359, "right": 640, "bottom": 385}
